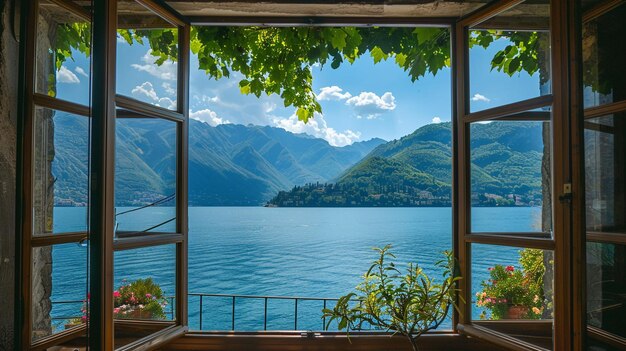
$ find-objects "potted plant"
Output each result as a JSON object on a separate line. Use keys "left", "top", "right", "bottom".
{"left": 322, "top": 245, "right": 461, "bottom": 351}
{"left": 65, "top": 278, "right": 168, "bottom": 328}
{"left": 476, "top": 249, "right": 546, "bottom": 320}
{"left": 113, "top": 278, "right": 168, "bottom": 320}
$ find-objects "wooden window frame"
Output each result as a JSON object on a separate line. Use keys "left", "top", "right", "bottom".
{"left": 14, "top": 0, "right": 592, "bottom": 350}
{"left": 16, "top": 0, "right": 95, "bottom": 348}
{"left": 89, "top": 0, "right": 191, "bottom": 350}
{"left": 581, "top": 1, "right": 626, "bottom": 348}
{"left": 454, "top": 1, "right": 586, "bottom": 351}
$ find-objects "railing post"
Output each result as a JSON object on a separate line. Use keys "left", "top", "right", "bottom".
{"left": 199, "top": 295, "right": 203, "bottom": 330}
{"left": 323, "top": 300, "right": 327, "bottom": 330}
{"left": 294, "top": 299, "right": 298, "bottom": 330}
{"left": 264, "top": 297, "right": 268, "bottom": 331}
{"left": 170, "top": 297, "right": 175, "bottom": 320}
{"left": 232, "top": 296, "right": 236, "bottom": 331}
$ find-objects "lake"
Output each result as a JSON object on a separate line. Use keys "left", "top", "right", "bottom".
{"left": 49, "top": 206, "right": 541, "bottom": 331}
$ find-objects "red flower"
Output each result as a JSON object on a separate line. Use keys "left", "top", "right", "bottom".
{"left": 113, "top": 291, "right": 121, "bottom": 298}
{"left": 505, "top": 265, "right": 515, "bottom": 272}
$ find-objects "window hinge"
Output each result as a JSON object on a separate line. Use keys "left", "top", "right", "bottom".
{"left": 301, "top": 331, "right": 320, "bottom": 338}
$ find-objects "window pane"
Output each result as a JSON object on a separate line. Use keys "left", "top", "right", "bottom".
{"left": 115, "top": 118, "right": 177, "bottom": 234}
{"left": 585, "top": 113, "right": 626, "bottom": 233}
{"left": 468, "top": 0, "right": 551, "bottom": 112}
{"left": 583, "top": 4, "right": 626, "bottom": 108}
{"left": 471, "top": 244, "right": 554, "bottom": 349}
{"left": 116, "top": 0, "right": 178, "bottom": 110}
{"left": 114, "top": 244, "right": 177, "bottom": 347}
{"left": 32, "top": 243, "right": 88, "bottom": 342}
{"left": 36, "top": 0, "right": 91, "bottom": 106}
{"left": 587, "top": 242, "right": 626, "bottom": 340}
{"left": 33, "top": 107, "right": 90, "bottom": 235}
{"left": 470, "top": 120, "right": 552, "bottom": 234}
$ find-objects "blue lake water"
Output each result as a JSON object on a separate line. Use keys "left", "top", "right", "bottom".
{"left": 49, "top": 206, "right": 541, "bottom": 331}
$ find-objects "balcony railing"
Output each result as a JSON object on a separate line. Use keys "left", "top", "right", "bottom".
{"left": 52, "top": 293, "right": 343, "bottom": 331}
{"left": 188, "top": 293, "right": 340, "bottom": 331}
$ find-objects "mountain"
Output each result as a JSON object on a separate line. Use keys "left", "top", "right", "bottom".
{"left": 51, "top": 113, "right": 385, "bottom": 206}
{"left": 267, "top": 121, "right": 546, "bottom": 207}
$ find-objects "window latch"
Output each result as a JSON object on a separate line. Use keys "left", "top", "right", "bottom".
{"left": 558, "top": 183, "right": 572, "bottom": 203}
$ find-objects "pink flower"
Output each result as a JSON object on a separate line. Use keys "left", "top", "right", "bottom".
{"left": 488, "top": 267, "right": 493, "bottom": 271}
{"left": 113, "top": 291, "right": 121, "bottom": 298}
{"left": 113, "top": 308, "right": 120, "bottom": 314}
{"left": 145, "top": 293, "right": 152, "bottom": 299}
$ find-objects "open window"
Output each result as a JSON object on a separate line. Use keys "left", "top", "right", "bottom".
{"left": 24, "top": 1, "right": 92, "bottom": 349}
{"left": 15, "top": 0, "right": 592, "bottom": 350}
{"left": 583, "top": 2, "right": 626, "bottom": 350}
{"left": 455, "top": 1, "right": 558, "bottom": 350}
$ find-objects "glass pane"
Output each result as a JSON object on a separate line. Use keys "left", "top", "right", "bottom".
{"left": 36, "top": 0, "right": 91, "bottom": 106}
{"left": 116, "top": 0, "right": 178, "bottom": 110}
{"left": 32, "top": 243, "right": 88, "bottom": 342}
{"left": 470, "top": 120, "right": 552, "bottom": 233}
{"left": 114, "top": 244, "right": 177, "bottom": 348}
{"left": 583, "top": 4, "right": 626, "bottom": 108}
{"left": 115, "top": 118, "right": 177, "bottom": 234}
{"left": 585, "top": 113, "right": 626, "bottom": 233}
{"left": 33, "top": 107, "right": 90, "bottom": 235}
{"left": 471, "top": 244, "right": 554, "bottom": 349}
{"left": 587, "top": 242, "right": 626, "bottom": 340}
{"left": 469, "top": 0, "right": 551, "bottom": 112}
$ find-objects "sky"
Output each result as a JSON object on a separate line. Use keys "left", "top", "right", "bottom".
{"left": 54, "top": 27, "right": 544, "bottom": 147}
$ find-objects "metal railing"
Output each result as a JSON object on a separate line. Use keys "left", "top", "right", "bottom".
{"left": 52, "top": 293, "right": 340, "bottom": 331}
{"left": 188, "top": 293, "right": 339, "bottom": 331}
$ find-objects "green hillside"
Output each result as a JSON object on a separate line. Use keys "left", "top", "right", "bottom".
{"left": 268, "top": 121, "right": 547, "bottom": 207}
{"left": 51, "top": 113, "right": 385, "bottom": 206}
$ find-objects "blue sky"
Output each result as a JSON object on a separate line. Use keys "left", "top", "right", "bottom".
{"left": 54, "top": 28, "right": 544, "bottom": 146}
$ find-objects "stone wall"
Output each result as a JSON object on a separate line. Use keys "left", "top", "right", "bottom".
{"left": 0, "top": 0, "right": 18, "bottom": 349}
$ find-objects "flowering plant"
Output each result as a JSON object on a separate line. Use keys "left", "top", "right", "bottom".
{"left": 113, "top": 278, "right": 168, "bottom": 320}
{"left": 476, "top": 249, "right": 546, "bottom": 320}
{"left": 65, "top": 278, "right": 167, "bottom": 329}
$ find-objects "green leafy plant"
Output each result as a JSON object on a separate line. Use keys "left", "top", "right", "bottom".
{"left": 476, "top": 248, "right": 546, "bottom": 320}
{"left": 53, "top": 23, "right": 545, "bottom": 123}
{"left": 322, "top": 245, "right": 461, "bottom": 351}
{"left": 113, "top": 278, "right": 168, "bottom": 320}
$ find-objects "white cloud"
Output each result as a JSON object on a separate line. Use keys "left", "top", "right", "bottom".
{"left": 190, "top": 109, "right": 230, "bottom": 126}
{"left": 57, "top": 66, "right": 80, "bottom": 84}
{"left": 74, "top": 66, "right": 89, "bottom": 78}
{"left": 196, "top": 94, "right": 220, "bottom": 104}
{"left": 471, "top": 93, "right": 491, "bottom": 102}
{"left": 432, "top": 117, "right": 442, "bottom": 124}
{"left": 162, "top": 82, "right": 176, "bottom": 96}
{"left": 262, "top": 102, "right": 277, "bottom": 113}
{"left": 345, "top": 91, "right": 396, "bottom": 119}
{"left": 132, "top": 82, "right": 159, "bottom": 101}
{"left": 317, "top": 86, "right": 352, "bottom": 101}
{"left": 157, "top": 97, "right": 177, "bottom": 110}
{"left": 273, "top": 113, "right": 361, "bottom": 147}
{"left": 131, "top": 50, "right": 177, "bottom": 81}
{"left": 131, "top": 81, "right": 177, "bottom": 109}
